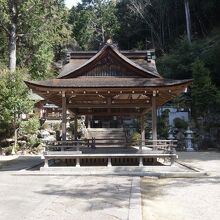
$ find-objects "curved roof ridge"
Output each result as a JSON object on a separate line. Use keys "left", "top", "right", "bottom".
{"left": 58, "top": 44, "right": 162, "bottom": 79}
{"left": 111, "top": 45, "right": 161, "bottom": 78}
{"left": 58, "top": 44, "right": 111, "bottom": 78}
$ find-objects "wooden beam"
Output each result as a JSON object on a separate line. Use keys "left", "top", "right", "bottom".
{"left": 67, "top": 103, "right": 150, "bottom": 108}
{"left": 137, "top": 94, "right": 142, "bottom": 100}
{"left": 71, "top": 109, "right": 143, "bottom": 116}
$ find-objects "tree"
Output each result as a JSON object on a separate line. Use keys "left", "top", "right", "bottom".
{"left": 127, "top": 0, "right": 190, "bottom": 51}
{"left": 157, "top": 37, "right": 202, "bottom": 79}
{"left": 69, "top": 0, "right": 119, "bottom": 50}
{"left": 191, "top": 59, "right": 219, "bottom": 118}
{"left": 0, "top": 68, "right": 33, "bottom": 140}
{"left": 184, "top": 0, "right": 192, "bottom": 43}
{"left": 128, "top": 0, "right": 163, "bottom": 50}
{"left": 0, "top": 0, "right": 70, "bottom": 76}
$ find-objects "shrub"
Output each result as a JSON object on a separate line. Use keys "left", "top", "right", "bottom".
{"left": 52, "top": 123, "right": 61, "bottom": 131}
{"left": 26, "top": 135, "right": 41, "bottom": 148}
{"left": 174, "top": 117, "right": 188, "bottom": 130}
{"left": 41, "top": 122, "right": 50, "bottom": 130}
{"left": 131, "top": 132, "right": 141, "bottom": 142}
{"left": 4, "top": 145, "right": 13, "bottom": 155}
{"left": 20, "top": 117, "right": 40, "bottom": 135}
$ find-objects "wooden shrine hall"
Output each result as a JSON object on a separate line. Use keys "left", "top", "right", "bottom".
{"left": 25, "top": 43, "right": 192, "bottom": 168}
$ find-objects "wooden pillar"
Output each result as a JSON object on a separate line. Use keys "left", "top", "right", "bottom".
{"left": 44, "top": 158, "right": 49, "bottom": 167}
{"left": 88, "top": 115, "right": 91, "bottom": 128}
{"left": 74, "top": 115, "right": 77, "bottom": 140}
{"left": 107, "top": 96, "right": 111, "bottom": 114}
{"left": 140, "top": 114, "right": 145, "bottom": 152}
{"left": 152, "top": 91, "right": 157, "bottom": 140}
{"left": 139, "top": 157, "right": 143, "bottom": 167}
{"left": 62, "top": 91, "right": 67, "bottom": 141}
{"left": 107, "top": 157, "right": 112, "bottom": 167}
{"left": 76, "top": 157, "right": 80, "bottom": 167}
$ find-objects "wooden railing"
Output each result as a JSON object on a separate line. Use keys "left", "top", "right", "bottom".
{"left": 136, "top": 139, "right": 177, "bottom": 153}
{"left": 43, "top": 139, "right": 178, "bottom": 167}
{"left": 44, "top": 139, "right": 177, "bottom": 152}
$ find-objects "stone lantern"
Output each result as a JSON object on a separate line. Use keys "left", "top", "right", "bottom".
{"left": 185, "top": 127, "right": 194, "bottom": 151}
{"left": 168, "top": 128, "right": 175, "bottom": 140}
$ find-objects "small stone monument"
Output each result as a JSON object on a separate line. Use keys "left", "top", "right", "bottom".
{"left": 168, "top": 128, "right": 175, "bottom": 140}
{"left": 185, "top": 127, "right": 194, "bottom": 151}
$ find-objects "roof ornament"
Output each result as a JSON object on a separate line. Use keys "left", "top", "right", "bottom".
{"left": 106, "top": 38, "right": 118, "bottom": 50}
{"left": 63, "top": 51, "right": 71, "bottom": 65}
{"left": 106, "top": 38, "right": 113, "bottom": 44}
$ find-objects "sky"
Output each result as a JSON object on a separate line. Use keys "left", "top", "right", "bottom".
{"left": 65, "top": 0, "right": 81, "bottom": 8}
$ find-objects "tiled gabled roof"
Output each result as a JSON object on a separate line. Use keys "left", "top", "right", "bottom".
{"left": 58, "top": 44, "right": 161, "bottom": 79}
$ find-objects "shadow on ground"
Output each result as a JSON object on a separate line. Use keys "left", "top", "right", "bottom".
{"left": 0, "top": 156, "right": 43, "bottom": 171}
{"left": 33, "top": 176, "right": 134, "bottom": 213}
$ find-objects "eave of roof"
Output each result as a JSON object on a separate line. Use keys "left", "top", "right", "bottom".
{"left": 25, "top": 77, "right": 192, "bottom": 89}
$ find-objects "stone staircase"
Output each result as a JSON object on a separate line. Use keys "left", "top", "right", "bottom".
{"left": 86, "top": 128, "right": 126, "bottom": 147}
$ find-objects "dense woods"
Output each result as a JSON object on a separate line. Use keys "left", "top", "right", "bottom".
{"left": 0, "top": 0, "right": 220, "bottom": 149}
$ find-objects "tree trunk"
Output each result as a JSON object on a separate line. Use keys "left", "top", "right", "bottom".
{"left": 8, "top": 0, "right": 17, "bottom": 72}
{"left": 184, "top": 0, "right": 191, "bottom": 43}
{"left": 8, "top": 23, "right": 16, "bottom": 72}
{"left": 101, "top": 25, "right": 105, "bottom": 43}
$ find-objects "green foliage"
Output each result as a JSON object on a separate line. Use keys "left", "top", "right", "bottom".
{"left": 199, "top": 29, "right": 220, "bottom": 87}
{"left": 0, "top": 120, "right": 12, "bottom": 140}
{"left": 157, "top": 37, "right": 202, "bottom": 79}
{"left": 69, "top": 0, "right": 119, "bottom": 49}
{"left": 18, "top": 0, "right": 71, "bottom": 79}
{"left": 26, "top": 135, "right": 41, "bottom": 149}
{"left": 157, "top": 29, "right": 220, "bottom": 101}
{"left": 131, "top": 132, "right": 141, "bottom": 142}
{"left": 41, "top": 122, "right": 50, "bottom": 130}
{"left": 52, "top": 123, "right": 61, "bottom": 131}
{"left": 174, "top": 118, "right": 188, "bottom": 130}
{"left": 0, "top": 69, "right": 33, "bottom": 136}
{"left": 20, "top": 117, "right": 40, "bottom": 135}
{"left": 191, "top": 59, "right": 219, "bottom": 117}
{"left": 0, "top": 0, "right": 71, "bottom": 78}
{"left": 4, "top": 145, "right": 13, "bottom": 156}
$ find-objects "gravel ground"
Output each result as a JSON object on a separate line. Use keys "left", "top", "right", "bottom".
{"left": 141, "top": 151, "right": 220, "bottom": 220}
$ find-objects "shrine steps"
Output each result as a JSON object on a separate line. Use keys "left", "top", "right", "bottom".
{"left": 86, "top": 128, "right": 126, "bottom": 147}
